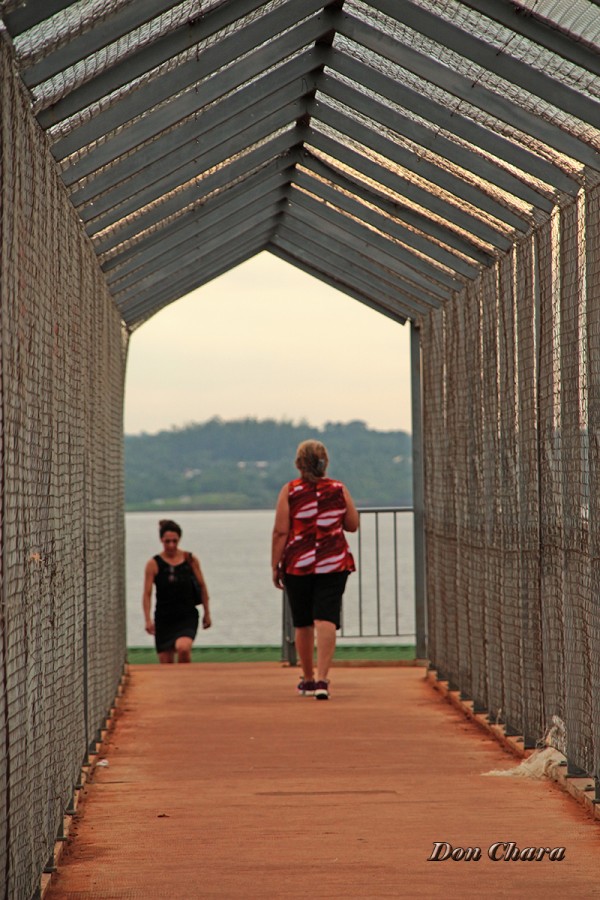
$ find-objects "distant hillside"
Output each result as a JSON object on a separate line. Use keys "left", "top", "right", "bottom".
{"left": 124, "top": 417, "right": 412, "bottom": 511}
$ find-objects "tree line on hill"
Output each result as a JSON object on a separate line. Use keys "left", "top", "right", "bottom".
{"left": 124, "top": 417, "right": 412, "bottom": 511}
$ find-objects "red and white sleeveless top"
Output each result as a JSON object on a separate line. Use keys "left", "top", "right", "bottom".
{"left": 282, "top": 477, "right": 356, "bottom": 575}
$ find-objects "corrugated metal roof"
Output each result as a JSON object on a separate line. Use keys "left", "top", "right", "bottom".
{"left": 1, "top": 0, "right": 599, "bottom": 328}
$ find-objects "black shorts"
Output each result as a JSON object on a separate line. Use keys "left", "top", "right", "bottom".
{"left": 283, "top": 571, "right": 350, "bottom": 629}
{"left": 154, "top": 608, "right": 199, "bottom": 653}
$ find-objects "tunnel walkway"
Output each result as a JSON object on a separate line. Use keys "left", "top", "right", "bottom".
{"left": 45, "top": 664, "right": 600, "bottom": 899}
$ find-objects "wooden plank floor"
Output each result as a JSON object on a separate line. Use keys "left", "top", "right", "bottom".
{"left": 45, "top": 664, "right": 600, "bottom": 898}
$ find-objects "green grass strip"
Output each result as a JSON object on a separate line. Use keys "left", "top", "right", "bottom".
{"left": 127, "top": 645, "right": 416, "bottom": 664}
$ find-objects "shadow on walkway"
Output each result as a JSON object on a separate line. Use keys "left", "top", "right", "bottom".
{"left": 46, "top": 664, "right": 600, "bottom": 898}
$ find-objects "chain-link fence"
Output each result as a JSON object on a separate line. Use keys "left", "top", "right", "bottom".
{"left": 422, "top": 183, "right": 600, "bottom": 780}
{"left": 0, "top": 39, "right": 128, "bottom": 898}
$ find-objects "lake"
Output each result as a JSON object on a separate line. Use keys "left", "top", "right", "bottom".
{"left": 126, "top": 509, "right": 415, "bottom": 648}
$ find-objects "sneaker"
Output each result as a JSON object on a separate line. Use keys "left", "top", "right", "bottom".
{"left": 314, "top": 680, "right": 329, "bottom": 700}
{"left": 297, "top": 678, "right": 316, "bottom": 696}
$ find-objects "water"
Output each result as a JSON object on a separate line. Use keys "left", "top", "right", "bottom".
{"left": 126, "top": 510, "right": 415, "bottom": 648}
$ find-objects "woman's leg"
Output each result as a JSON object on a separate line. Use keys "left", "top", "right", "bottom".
{"left": 313, "top": 572, "right": 347, "bottom": 683}
{"left": 315, "top": 619, "right": 337, "bottom": 682}
{"left": 284, "top": 575, "right": 315, "bottom": 681}
{"left": 158, "top": 650, "right": 175, "bottom": 663}
{"left": 175, "top": 636, "right": 193, "bottom": 663}
{"left": 295, "top": 625, "right": 315, "bottom": 680}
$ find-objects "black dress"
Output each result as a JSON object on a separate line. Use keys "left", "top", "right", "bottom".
{"left": 153, "top": 555, "right": 199, "bottom": 653}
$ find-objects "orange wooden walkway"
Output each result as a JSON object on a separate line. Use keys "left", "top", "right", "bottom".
{"left": 45, "top": 664, "right": 600, "bottom": 898}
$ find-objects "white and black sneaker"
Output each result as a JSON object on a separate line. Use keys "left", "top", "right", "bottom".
{"left": 314, "top": 680, "right": 329, "bottom": 700}
{"left": 297, "top": 678, "right": 316, "bottom": 696}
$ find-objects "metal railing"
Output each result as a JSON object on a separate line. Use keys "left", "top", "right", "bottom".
{"left": 281, "top": 507, "right": 416, "bottom": 663}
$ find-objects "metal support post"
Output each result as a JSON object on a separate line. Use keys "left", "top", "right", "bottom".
{"left": 411, "top": 321, "right": 427, "bottom": 659}
{"left": 566, "top": 758, "right": 588, "bottom": 778}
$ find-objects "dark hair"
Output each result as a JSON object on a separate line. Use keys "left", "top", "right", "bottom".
{"left": 159, "top": 519, "right": 182, "bottom": 538}
{"left": 295, "top": 440, "right": 329, "bottom": 483}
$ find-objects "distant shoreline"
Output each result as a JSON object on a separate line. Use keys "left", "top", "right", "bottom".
{"left": 125, "top": 502, "right": 274, "bottom": 513}
{"left": 125, "top": 417, "right": 413, "bottom": 511}
{"left": 125, "top": 500, "right": 413, "bottom": 513}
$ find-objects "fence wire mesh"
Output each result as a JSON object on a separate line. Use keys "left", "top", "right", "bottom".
{"left": 0, "top": 40, "right": 127, "bottom": 898}
{"left": 422, "top": 181, "right": 600, "bottom": 777}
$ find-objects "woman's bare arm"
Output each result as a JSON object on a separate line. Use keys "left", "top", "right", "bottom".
{"left": 190, "top": 554, "right": 212, "bottom": 629}
{"left": 342, "top": 485, "right": 359, "bottom": 532}
{"left": 142, "top": 559, "right": 157, "bottom": 634}
{"left": 271, "top": 484, "right": 290, "bottom": 588}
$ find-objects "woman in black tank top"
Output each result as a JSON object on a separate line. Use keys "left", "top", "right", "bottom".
{"left": 142, "top": 519, "right": 211, "bottom": 663}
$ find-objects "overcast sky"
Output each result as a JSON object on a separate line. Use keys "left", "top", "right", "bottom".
{"left": 123, "top": 251, "right": 413, "bottom": 436}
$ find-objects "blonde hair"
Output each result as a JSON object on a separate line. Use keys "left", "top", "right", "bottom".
{"left": 295, "top": 440, "right": 329, "bottom": 482}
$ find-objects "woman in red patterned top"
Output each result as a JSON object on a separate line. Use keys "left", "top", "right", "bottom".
{"left": 272, "top": 440, "right": 359, "bottom": 699}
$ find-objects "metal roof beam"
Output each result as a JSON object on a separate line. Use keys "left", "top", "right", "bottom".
{"left": 123, "top": 237, "right": 270, "bottom": 326}
{"left": 275, "top": 222, "right": 438, "bottom": 315}
{"left": 104, "top": 167, "right": 293, "bottom": 283}
{"left": 3, "top": 0, "right": 74, "bottom": 36}
{"left": 21, "top": 0, "right": 182, "bottom": 87}
{"left": 118, "top": 255, "right": 252, "bottom": 321}
{"left": 371, "top": 0, "right": 600, "bottom": 128}
{"left": 116, "top": 188, "right": 446, "bottom": 322}
{"left": 68, "top": 48, "right": 323, "bottom": 199}
{"left": 299, "top": 152, "right": 494, "bottom": 265}
{"left": 36, "top": 0, "right": 277, "bottom": 121}
{"left": 112, "top": 206, "right": 280, "bottom": 305}
{"left": 339, "top": 12, "right": 600, "bottom": 171}
{"left": 319, "top": 69, "right": 562, "bottom": 210}
{"left": 292, "top": 172, "right": 479, "bottom": 279}
{"left": 459, "top": 0, "right": 600, "bottom": 76}
{"left": 101, "top": 156, "right": 293, "bottom": 272}
{"left": 59, "top": 34, "right": 328, "bottom": 184}
{"left": 311, "top": 99, "right": 530, "bottom": 232}
{"left": 109, "top": 187, "right": 288, "bottom": 294}
{"left": 92, "top": 130, "right": 305, "bottom": 255}
{"left": 283, "top": 204, "right": 451, "bottom": 303}
{"left": 273, "top": 232, "right": 421, "bottom": 315}
{"left": 120, "top": 230, "right": 273, "bottom": 322}
{"left": 49, "top": 3, "right": 336, "bottom": 153}
{"left": 104, "top": 145, "right": 450, "bottom": 304}
{"left": 305, "top": 129, "right": 511, "bottom": 254}
{"left": 268, "top": 245, "right": 407, "bottom": 324}
{"left": 277, "top": 215, "right": 452, "bottom": 307}
{"left": 305, "top": 128, "right": 515, "bottom": 255}
{"left": 287, "top": 190, "right": 461, "bottom": 293}
{"left": 122, "top": 232, "right": 269, "bottom": 329}
{"left": 329, "top": 50, "right": 577, "bottom": 198}
{"left": 83, "top": 98, "right": 306, "bottom": 233}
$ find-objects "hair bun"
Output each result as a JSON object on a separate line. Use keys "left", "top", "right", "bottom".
{"left": 295, "top": 439, "right": 329, "bottom": 482}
